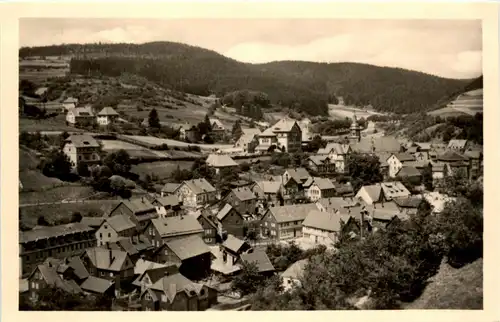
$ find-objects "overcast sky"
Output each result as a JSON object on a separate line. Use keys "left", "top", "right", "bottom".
{"left": 20, "top": 18, "right": 482, "bottom": 79}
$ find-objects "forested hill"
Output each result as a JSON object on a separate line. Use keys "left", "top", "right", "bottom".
{"left": 20, "top": 42, "right": 470, "bottom": 116}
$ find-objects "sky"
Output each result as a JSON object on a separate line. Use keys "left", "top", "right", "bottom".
{"left": 19, "top": 18, "right": 482, "bottom": 79}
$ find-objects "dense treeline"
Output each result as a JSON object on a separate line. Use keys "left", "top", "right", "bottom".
{"left": 21, "top": 42, "right": 469, "bottom": 115}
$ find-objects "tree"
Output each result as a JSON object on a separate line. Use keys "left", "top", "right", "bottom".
{"left": 148, "top": 108, "right": 161, "bottom": 128}
{"left": 345, "top": 152, "right": 383, "bottom": 191}
{"left": 434, "top": 198, "right": 483, "bottom": 267}
{"left": 232, "top": 120, "right": 243, "bottom": 141}
{"left": 422, "top": 163, "right": 433, "bottom": 191}
{"left": 103, "top": 149, "right": 131, "bottom": 175}
{"left": 39, "top": 150, "right": 73, "bottom": 181}
{"left": 77, "top": 163, "right": 90, "bottom": 177}
{"left": 307, "top": 135, "right": 327, "bottom": 152}
{"left": 37, "top": 216, "right": 50, "bottom": 226}
{"left": 71, "top": 212, "right": 82, "bottom": 223}
{"left": 232, "top": 261, "right": 267, "bottom": 296}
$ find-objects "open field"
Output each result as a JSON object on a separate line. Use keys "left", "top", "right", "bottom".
{"left": 121, "top": 135, "right": 233, "bottom": 151}
{"left": 428, "top": 88, "right": 483, "bottom": 117}
{"left": 131, "top": 160, "right": 194, "bottom": 180}
{"left": 19, "top": 200, "right": 121, "bottom": 228}
{"left": 19, "top": 170, "right": 64, "bottom": 191}
{"left": 19, "top": 116, "right": 85, "bottom": 133}
{"left": 19, "top": 185, "right": 95, "bottom": 205}
{"left": 328, "top": 104, "right": 385, "bottom": 119}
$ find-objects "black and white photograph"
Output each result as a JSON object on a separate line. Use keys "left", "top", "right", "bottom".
{"left": 14, "top": 14, "right": 487, "bottom": 312}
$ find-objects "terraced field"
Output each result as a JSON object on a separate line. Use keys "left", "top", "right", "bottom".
{"left": 428, "top": 88, "right": 483, "bottom": 117}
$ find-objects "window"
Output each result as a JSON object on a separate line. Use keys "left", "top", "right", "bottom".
{"left": 161, "top": 294, "right": 167, "bottom": 302}
{"left": 271, "top": 223, "right": 275, "bottom": 227}
{"left": 110, "top": 272, "right": 114, "bottom": 277}
{"left": 108, "top": 233, "right": 111, "bottom": 238}
{"left": 200, "top": 289, "right": 205, "bottom": 296}
{"left": 100, "top": 233, "right": 102, "bottom": 239}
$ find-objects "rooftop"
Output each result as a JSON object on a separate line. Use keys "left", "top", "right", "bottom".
{"left": 97, "top": 106, "right": 119, "bottom": 116}
{"left": 240, "top": 250, "right": 275, "bottom": 273}
{"left": 164, "top": 235, "right": 211, "bottom": 260}
{"left": 104, "top": 214, "right": 136, "bottom": 233}
{"left": 80, "top": 276, "right": 114, "bottom": 294}
{"left": 150, "top": 216, "right": 204, "bottom": 238}
{"left": 268, "top": 203, "right": 319, "bottom": 223}
{"left": 20, "top": 223, "right": 94, "bottom": 244}
{"left": 182, "top": 178, "right": 216, "bottom": 194}
{"left": 303, "top": 210, "right": 342, "bottom": 232}
{"left": 65, "top": 134, "right": 100, "bottom": 148}
{"left": 281, "top": 259, "right": 309, "bottom": 279}
{"left": 206, "top": 154, "right": 239, "bottom": 168}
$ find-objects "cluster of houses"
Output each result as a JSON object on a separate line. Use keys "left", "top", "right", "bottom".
{"left": 20, "top": 113, "right": 482, "bottom": 310}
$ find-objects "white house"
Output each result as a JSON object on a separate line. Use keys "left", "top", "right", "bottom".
{"left": 305, "top": 177, "right": 336, "bottom": 201}
{"left": 205, "top": 154, "right": 239, "bottom": 174}
{"left": 97, "top": 106, "right": 120, "bottom": 126}
{"left": 302, "top": 210, "right": 342, "bottom": 245}
{"left": 66, "top": 106, "right": 94, "bottom": 126}
{"left": 257, "top": 117, "right": 302, "bottom": 153}
{"left": 387, "top": 153, "right": 416, "bottom": 178}
{"left": 174, "top": 178, "right": 217, "bottom": 209}
{"left": 95, "top": 215, "right": 136, "bottom": 247}
{"left": 62, "top": 134, "right": 101, "bottom": 169}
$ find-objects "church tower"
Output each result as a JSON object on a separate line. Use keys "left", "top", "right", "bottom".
{"left": 348, "top": 113, "right": 362, "bottom": 144}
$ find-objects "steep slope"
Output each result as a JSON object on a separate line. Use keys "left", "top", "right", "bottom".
{"left": 404, "top": 258, "right": 483, "bottom": 310}
{"left": 20, "top": 42, "right": 470, "bottom": 116}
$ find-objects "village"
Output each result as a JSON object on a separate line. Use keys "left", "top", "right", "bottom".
{"left": 18, "top": 94, "right": 483, "bottom": 311}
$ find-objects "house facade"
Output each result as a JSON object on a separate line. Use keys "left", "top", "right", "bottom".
{"left": 81, "top": 247, "right": 135, "bottom": 297}
{"left": 302, "top": 210, "right": 342, "bottom": 245}
{"left": 387, "top": 153, "right": 416, "bottom": 178}
{"left": 174, "top": 179, "right": 217, "bottom": 209}
{"left": 140, "top": 274, "right": 218, "bottom": 311}
{"left": 107, "top": 198, "right": 159, "bottom": 231}
{"left": 66, "top": 106, "right": 95, "bottom": 127}
{"left": 95, "top": 215, "right": 137, "bottom": 247}
{"left": 216, "top": 204, "right": 245, "bottom": 238}
{"left": 97, "top": 106, "right": 119, "bottom": 126}
{"left": 223, "top": 187, "right": 257, "bottom": 216}
{"left": 305, "top": 178, "right": 336, "bottom": 202}
{"left": 62, "top": 134, "right": 101, "bottom": 170}
{"left": 260, "top": 204, "right": 319, "bottom": 240}
{"left": 19, "top": 223, "right": 96, "bottom": 277}
{"left": 145, "top": 216, "right": 204, "bottom": 248}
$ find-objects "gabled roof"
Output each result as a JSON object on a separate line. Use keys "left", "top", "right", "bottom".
{"left": 317, "top": 197, "right": 359, "bottom": 213}
{"left": 181, "top": 178, "right": 216, "bottom": 194}
{"left": 217, "top": 203, "right": 238, "bottom": 221}
{"left": 447, "top": 139, "right": 468, "bottom": 149}
{"left": 209, "top": 118, "right": 225, "bottom": 130}
{"left": 284, "top": 168, "right": 311, "bottom": 184}
{"left": 270, "top": 117, "right": 299, "bottom": 133}
{"left": 133, "top": 265, "right": 180, "bottom": 287}
{"left": 113, "top": 235, "right": 153, "bottom": 255}
{"left": 154, "top": 195, "right": 180, "bottom": 208}
{"left": 308, "top": 155, "right": 329, "bottom": 165}
{"left": 80, "top": 217, "right": 105, "bottom": 229}
{"left": 334, "top": 182, "right": 354, "bottom": 195}
{"left": 311, "top": 177, "right": 335, "bottom": 190}
{"left": 464, "top": 150, "right": 482, "bottom": 159}
{"left": 392, "top": 153, "right": 415, "bottom": 162}
{"left": 254, "top": 181, "right": 282, "bottom": 194}
{"left": 84, "top": 247, "right": 130, "bottom": 272}
{"left": 134, "top": 259, "right": 168, "bottom": 276}
{"left": 165, "top": 235, "right": 210, "bottom": 260}
{"left": 437, "top": 151, "right": 469, "bottom": 162}
{"left": 397, "top": 166, "right": 422, "bottom": 178}
{"left": 161, "top": 183, "right": 181, "bottom": 194}
{"left": 318, "top": 143, "right": 350, "bottom": 155}
{"left": 381, "top": 182, "right": 411, "bottom": 199}
{"left": 67, "top": 106, "right": 94, "bottom": 117}
{"left": 222, "top": 234, "right": 248, "bottom": 254}
{"left": 97, "top": 106, "right": 119, "bottom": 116}
{"left": 63, "top": 97, "right": 79, "bottom": 104}
{"left": 20, "top": 222, "right": 94, "bottom": 244}
{"left": 374, "top": 152, "right": 392, "bottom": 167}
{"left": 267, "top": 203, "right": 319, "bottom": 223}
{"left": 303, "top": 210, "right": 342, "bottom": 232}
{"left": 148, "top": 273, "right": 204, "bottom": 303}
{"left": 367, "top": 201, "right": 408, "bottom": 221}
{"left": 65, "top": 134, "right": 100, "bottom": 148}
{"left": 235, "top": 133, "right": 259, "bottom": 147}
{"left": 281, "top": 259, "right": 309, "bottom": 280}
{"left": 104, "top": 214, "right": 136, "bottom": 233}
{"left": 150, "top": 216, "right": 204, "bottom": 238}
{"left": 80, "top": 276, "right": 114, "bottom": 294}
{"left": 259, "top": 127, "right": 277, "bottom": 137}
{"left": 241, "top": 128, "right": 261, "bottom": 136}
{"left": 42, "top": 256, "right": 89, "bottom": 280}
{"left": 356, "top": 184, "right": 383, "bottom": 204}
{"left": 231, "top": 187, "right": 256, "bottom": 201}
{"left": 206, "top": 154, "right": 239, "bottom": 168}
{"left": 119, "top": 198, "right": 156, "bottom": 215}
{"left": 29, "top": 264, "right": 82, "bottom": 294}
{"left": 351, "top": 136, "right": 401, "bottom": 153}
{"left": 240, "top": 250, "right": 275, "bottom": 273}
{"left": 415, "top": 142, "right": 431, "bottom": 151}
{"left": 194, "top": 211, "right": 219, "bottom": 230}
{"left": 393, "top": 196, "right": 423, "bottom": 208}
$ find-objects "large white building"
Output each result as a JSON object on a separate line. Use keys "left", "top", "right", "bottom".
{"left": 256, "top": 117, "right": 302, "bottom": 153}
